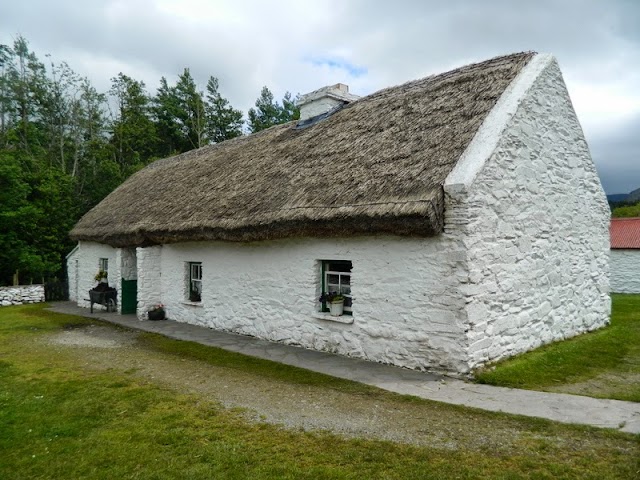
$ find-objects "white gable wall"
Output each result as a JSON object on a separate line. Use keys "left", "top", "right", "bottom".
{"left": 150, "top": 236, "right": 469, "bottom": 373}
{"left": 66, "top": 246, "right": 79, "bottom": 303}
{"left": 610, "top": 250, "right": 640, "bottom": 293}
{"left": 70, "top": 241, "right": 117, "bottom": 308}
{"left": 448, "top": 56, "right": 610, "bottom": 369}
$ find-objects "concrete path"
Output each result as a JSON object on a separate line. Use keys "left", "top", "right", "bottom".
{"left": 48, "top": 302, "right": 640, "bottom": 434}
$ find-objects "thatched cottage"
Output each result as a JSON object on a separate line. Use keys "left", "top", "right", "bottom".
{"left": 610, "top": 217, "right": 640, "bottom": 293}
{"left": 67, "top": 52, "right": 610, "bottom": 374}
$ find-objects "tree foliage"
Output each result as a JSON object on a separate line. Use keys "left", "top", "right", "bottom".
{"left": 247, "top": 86, "right": 299, "bottom": 133}
{"left": 0, "top": 34, "right": 301, "bottom": 285}
{"left": 612, "top": 201, "right": 640, "bottom": 218}
{"left": 205, "top": 76, "right": 243, "bottom": 143}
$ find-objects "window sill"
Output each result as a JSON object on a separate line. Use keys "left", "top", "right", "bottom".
{"left": 181, "top": 301, "right": 203, "bottom": 307}
{"left": 311, "top": 312, "right": 354, "bottom": 324}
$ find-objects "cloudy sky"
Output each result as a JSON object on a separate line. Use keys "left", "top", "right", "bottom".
{"left": 2, "top": 0, "right": 639, "bottom": 194}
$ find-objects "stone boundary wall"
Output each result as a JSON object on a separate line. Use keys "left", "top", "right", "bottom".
{"left": 0, "top": 285, "right": 45, "bottom": 306}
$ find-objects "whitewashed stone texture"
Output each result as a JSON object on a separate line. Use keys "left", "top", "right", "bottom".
{"left": 610, "top": 250, "right": 640, "bottom": 293}
{"left": 70, "top": 241, "right": 117, "bottom": 309}
{"left": 0, "top": 285, "right": 45, "bottom": 306}
{"left": 445, "top": 56, "right": 610, "bottom": 369}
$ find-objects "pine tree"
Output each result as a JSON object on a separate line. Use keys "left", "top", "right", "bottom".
{"left": 109, "top": 73, "right": 157, "bottom": 167}
{"left": 205, "top": 76, "right": 243, "bottom": 143}
{"left": 247, "top": 86, "right": 299, "bottom": 133}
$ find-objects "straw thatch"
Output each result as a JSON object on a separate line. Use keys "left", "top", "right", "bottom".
{"left": 71, "top": 52, "right": 534, "bottom": 247}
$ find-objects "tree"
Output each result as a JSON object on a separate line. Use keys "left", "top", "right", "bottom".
{"left": 0, "top": 152, "right": 77, "bottom": 285}
{"left": 40, "top": 59, "right": 81, "bottom": 173}
{"left": 0, "top": 43, "right": 12, "bottom": 145}
{"left": 204, "top": 76, "right": 243, "bottom": 143}
{"left": 247, "top": 87, "right": 299, "bottom": 133}
{"left": 174, "top": 68, "right": 207, "bottom": 150}
{"left": 612, "top": 201, "right": 640, "bottom": 218}
{"left": 281, "top": 91, "right": 300, "bottom": 123}
{"left": 152, "top": 70, "right": 207, "bottom": 154}
{"left": 109, "top": 73, "right": 157, "bottom": 167}
{"left": 247, "top": 86, "right": 280, "bottom": 133}
{"left": 5, "top": 36, "right": 49, "bottom": 155}
{"left": 153, "top": 76, "right": 183, "bottom": 157}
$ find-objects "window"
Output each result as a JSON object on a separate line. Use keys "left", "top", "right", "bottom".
{"left": 188, "top": 262, "right": 202, "bottom": 302}
{"left": 98, "top": 258, "right": 108, "bottom": 274}
{"left": 321, "top": 260, "right": 352, "bottom": 314}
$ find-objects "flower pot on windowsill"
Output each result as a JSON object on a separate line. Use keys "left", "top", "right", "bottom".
{"left": 329, "top": 299, "right": 344, "bottom": 316}
{"left": 319, "top": 292, "right": 346, "bottom": 317}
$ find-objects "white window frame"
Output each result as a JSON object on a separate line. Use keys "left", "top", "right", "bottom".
{"left": 188, "top": 262, "right": 202, "bottom": 302}
{"left": 98, "top": 258, "right": 108, "bottom": 274}
{"left": 321, "top": 260, "right": 352, "bottom": 314}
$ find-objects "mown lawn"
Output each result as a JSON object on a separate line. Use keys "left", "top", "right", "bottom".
{"left": 475, "top": 294, "right": 640, "bottom": 402}
{"left": 0, "top": 303, "right": 638, "bottom": 480}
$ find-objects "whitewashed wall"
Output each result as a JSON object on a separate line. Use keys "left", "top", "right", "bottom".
{"left": 66, "top": 246, "right": 79, "bottom": 303}
{"left": 73, "top": 241, "right": 117, "bottom": 308}
{"left": 610, "top": 250, "right": 640, "bottom": 293}
{"left": 137, "top": 246, "right": 162, "bottom": 318}
{"left": 150, "top": 236, "right": 469, "bottom": 373}
{"left": 451, "top": 57, "right": 610, "bottom": 369}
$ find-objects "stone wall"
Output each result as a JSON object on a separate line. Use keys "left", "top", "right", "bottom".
{"left": 448, "top": 56, "right": 610, "bottom": 369}
{"left": 0, "top": 285, "right": 45, "bottom": 306}
{"left": 610, "top": 250, "right": 640, "bottom": 293}
{"left": 149, "top": 236, "right": 469, "bottom": 373}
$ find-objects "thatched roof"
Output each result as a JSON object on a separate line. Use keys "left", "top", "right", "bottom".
{"left": 71, "top": 52, "right": 534, "bottom": 247}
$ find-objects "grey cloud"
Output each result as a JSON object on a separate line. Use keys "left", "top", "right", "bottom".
{"left": 590, "top": 115, "right": 640, "bottom": 194}
{"left": 1, "top": 0, "right": 638, "bottom": 190}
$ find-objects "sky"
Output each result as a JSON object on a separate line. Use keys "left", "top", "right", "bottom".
{"left": 1, "top": 0, "right": 639, "bottom": 194}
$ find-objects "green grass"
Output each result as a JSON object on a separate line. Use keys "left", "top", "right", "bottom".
{"left": 138, "top": 331, "right": 384, "bottom": 395}
{"left": 0, "top": 303, "right": 639, "bottom": 479}
{"left": 475, "top": 294, "right": 640, "bottom": 401}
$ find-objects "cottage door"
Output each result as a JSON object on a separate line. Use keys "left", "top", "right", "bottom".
{"left": 120, "top": 248, "right": 138, "bottom": 314}
{"left": 121, "top": 279, "right": 137, "bottom": 314}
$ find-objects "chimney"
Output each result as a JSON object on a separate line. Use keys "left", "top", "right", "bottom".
{"left": 297, "top": 83, "right": 360, "bottom": 121}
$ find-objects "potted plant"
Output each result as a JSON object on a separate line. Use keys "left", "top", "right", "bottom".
{"left": 319, "top": 291, "right": 345, "bottom": 316}
{"left": 147, "top": 303, "right": 166, "bottom": 321}
{"left": 94, "top": 270, "right": 108, "bottom": 284}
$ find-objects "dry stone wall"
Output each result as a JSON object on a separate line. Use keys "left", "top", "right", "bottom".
{"left": 0, "top": 285, "right": 45, "bottom": 306}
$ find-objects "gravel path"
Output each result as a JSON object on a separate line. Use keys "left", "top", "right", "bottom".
{"left": 42, "top": 324, "right": 633, "bottom": 454}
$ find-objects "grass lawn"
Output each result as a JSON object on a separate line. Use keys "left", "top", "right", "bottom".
{"left": 475, "top": 294, "right": 640, "bottom": 402}
{"left": 0, "top": 304, "right": 638, "bottom": 479}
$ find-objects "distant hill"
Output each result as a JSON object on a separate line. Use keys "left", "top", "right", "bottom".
{"left": 608, "top": 193, "right": 630, "bottom": 203}
{"left": 607, "top": 187, "right": 640, "bottom": 205}
{"left": 627, "top": 187, "right": 640, "bottom": 204}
